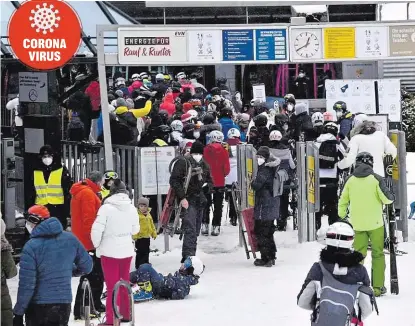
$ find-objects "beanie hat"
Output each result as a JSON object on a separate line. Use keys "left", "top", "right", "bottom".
{"left": 39, "top": 145, "right": 54, "bottom": 156}
{"left": 115, "top": 90, "right": 124, "bottom": 98}
{"left": 89, "top": 170, "right": 103, "bottom": 184}
{"left": 257, "top": 146, "right": 270, "bottom": 160}
{"left": 126, "top": 98, "right": 134, "bottom": 109}
{"left": 190, "top": 141, "right": 204, "bottom": 155}
{"left": 116, "top": 98, "right": 127, "bottom": 108}
{"left": 110, "top": 179, "right": 128, "bottom": 195}
{"left": 138, "top": 197, "right": 150, "bottom": 206}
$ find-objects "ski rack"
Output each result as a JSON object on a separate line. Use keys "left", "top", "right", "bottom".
{"left": 113, "top": 280, "right": 135, "bottom": 326}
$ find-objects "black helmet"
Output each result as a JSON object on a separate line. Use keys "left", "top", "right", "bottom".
{"left": 202, "top": 113, "right": 215, "bottom": 125}
{"left": 158, "top": 110, "right": 169, "bottom": 124}
{"left": 156, "top": 125, "right": 172, "bottom": 135}
{"left": 333, "top": 101, "right": 347, "bottom": 112}
{"left": 183, "top": 123, "right": 196, "bottom": 138}
{"left": 253, "top": 114, "right": 268, "bottom": 128}
{"left": 356, "top": 152, "right": 374, "bottom": 167}
{"left": 220, "top": 107, "right": 233, "bottom": 119}
{"left": 210, "top": 87, "right": 221, "bottom": 96}
{"left": 274, "top": 113, "right": 288, "bottom": 127}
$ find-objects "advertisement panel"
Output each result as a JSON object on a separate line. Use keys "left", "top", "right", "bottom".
{"left": 389, "top": 25, "right": 415, "bottom": 57}
{"left": 118, "top": 28, "right": 188, "bottom": 64}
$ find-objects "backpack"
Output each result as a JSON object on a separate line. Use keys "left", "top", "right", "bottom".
{"left": 318, "top": 140, "right": 338, "bottom": 169}
{"left": 272, "top": 167, "right": 289, "bottom": 198}
{"left": 312, "top": 262, "right": 360, "bottom": 326}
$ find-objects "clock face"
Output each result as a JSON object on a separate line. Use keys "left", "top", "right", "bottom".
{"left": 294, "top": 32, "right": 320, "bottom": 58}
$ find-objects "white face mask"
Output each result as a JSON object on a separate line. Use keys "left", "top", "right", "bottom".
{"left": 283, "top": 124, "right": 289, "bottom": 131}
{"left": 193, "top": 131, "right": 200, "bottom": 139}
{"left": 235, "top": 93, "right": 241, "bottom": 101}
{"left": 287, "top": 104, "right": 294, "bottom": 112}
{"left": 257, "top": 158, "right": 265, "bottom": 166}
{"left": 26, "top": 222, "right": 34, "bottom": 234}
{"left": 42, "top": 157, "right": 53, "bottom": 166}
{"left": 298, "top": 73, "right": 305, "bottom": 78}
{"left": 192, "top": 154, "right": 203, "bottom": 163}
{"left": 336, "top": 111, "right": 343, "bottom": 118}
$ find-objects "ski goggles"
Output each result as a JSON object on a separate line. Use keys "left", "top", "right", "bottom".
{"left": 104, "top": 171, "right": 119, "bottom": 180}
{"left": 24, "top": 213, "right": 43, "bottom": 225}
{"left": 326, "top": 233, "right": 354, "bottom": 242}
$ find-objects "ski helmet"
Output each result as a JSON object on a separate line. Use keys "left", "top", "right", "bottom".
{"left": 311, "top": 112, "right": 324, "bottom": 127}
{"left": 210, "top": 87, "right": 221, "bottom": 96}
{"left": 284, "top": 93, "right": 295, "bottom": 102}
{"left": 274, "top": 113, "right": 288, "bottom": 127}
{"left": 323, "top": 111, "right": 335, "bottom": 122}
{"left": 220, "top": 107, "right": 233, "bottom": 119}
{"left": 156, "top": 73, "right": 164, "bottom": 82}
{"left": 131, "top": 73, "right": 140, "bottom": 81}
{"left": 139, "top": 72, "right": 149, "bottom": 80}
{"left": 181, "top": 113, "right": 193, "bottom": 123}
{"left": 26, "top": 205, "right": 50, "bottom": 225}
{"left": 209, "top": 130, "right": 224, "bottom": 143}
{"left": 323, "top": 122, "right": 339, "bottom": 136}
{"left": 183, "top": 123, "right": 196, "bottom": 138}
{"left": 183, "top": 256, "right": 205, "bottom": 276}
{"left": 325, "top": 221, "right": 355, "bottom": 250}
{"left": 253, "top": 114, "right": 268, "bottom": 128}
{"left": 239, "top": 113, "right": 250, "bottom": 122}
{"left": 176, "top": 72, "right": 186, "bottom": 80}
{"left": 356, "top": 152, "right": 374, "bottom": 167}
{"left": 353, "top": 113, "right": 368, "bottom": 128}
{"left": 227, "top": 128, "right": 241, "bottom": 139}
{"left": 171, "top": 120, "right": 183, "bottom": 132}
{"left": 115, "top": 77, "right": 126, "bottom": 88}
{"left": 269, "top": 130, "right": 283, "bottom": 141}
{"left": 333, "top": 101, "right": 347, "bottom": 112}
{"left": 202, "top": 113, "right": 215, "bottom": 125}
{"left": 187, "top": 109, "right": 198, "bottom": 120}
{"left": 104, "top": 170, "right": 119, "bottom": 181}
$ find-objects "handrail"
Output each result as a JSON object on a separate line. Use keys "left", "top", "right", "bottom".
{"left": 112, "top": 279, "right": 135, "bottom": 326}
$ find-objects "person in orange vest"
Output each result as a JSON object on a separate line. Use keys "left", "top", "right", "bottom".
{"left": 29, "top": 145, "right": 72, "bottom": 229}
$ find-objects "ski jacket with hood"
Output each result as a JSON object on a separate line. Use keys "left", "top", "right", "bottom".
{"left": 70, "top": 179, "right": 102, "bottom": 251}
{"left": 85, "top": 81, "right": 101, "bottom": 112}
{"left": 159, "top": 93, "right": 176, "bottom": 117}
{"left": 314, "top": 133, "right": 346, "bottom": 179}
{"left": 337, "top": 111, "right": 354, "bottom": 139}
{"left": 14, "top": 218, "right": 92, "bottom": 316}
{"left": 338, "top": 163, "right": 394, "bottom": 231}
{"left": 203, "top": 142, "right": 231, "bottom": 187}
{"left": 291, "top": 104, "right": 314, "bottom": 141}
{"left": 337, "top": 121, "right": 397, "bottom": 177}
{"left": 297, "top": 248, "right": 373, "bottom": 322}
{"left": 91, "top": 193, "right": 140, "bottom": 259}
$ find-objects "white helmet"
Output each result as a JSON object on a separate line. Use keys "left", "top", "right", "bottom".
{"left": 131, "top": 74, "right": 140, "bottom": 81}
{"left": 183, "top": 256, "right": 205, "bottom": 276}
{"left": 115, "top": 77, "right": 126, "bottom": 87}
{"left": 156, "top": 73, "right": 164, "bottom": 81}
{"left": 325, "top": 222, "right": 355, "bottom": 249}
{"left": 353, "top": 113, "right": 368, "bottom": 128}
{"left": 171, "top": 120, "right": 183, "bottom": 132}
{"left": 311, "top": 112, "right": 324, "bottom": 127}
{"left": 187, "top": 109, "right": 198, "bottom": 119}
{"left": 227, "top": 128, "right": 241, "bottom": 139}
{"left": 209, "top": 130, "right": 224, "bottom": 143}
{"left": 269, "top": 130, "right": 283, "bottom": 141}
{"left": 139, "top": 72, "right": 149, "bottom": 80}
{"left": 176, "top": 72, "right": 186, "bottom": 80}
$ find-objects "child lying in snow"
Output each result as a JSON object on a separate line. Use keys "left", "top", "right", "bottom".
{"left": 129, "top": 256, "right": 204, "bottom": 301}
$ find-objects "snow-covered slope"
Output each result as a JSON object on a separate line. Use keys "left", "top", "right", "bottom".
{"left": 7, "top": 154, "right": 415, "bottom": 326}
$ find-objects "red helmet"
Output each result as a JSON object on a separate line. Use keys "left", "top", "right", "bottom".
{"left": 26, "top": 205, "right": 50, "bottom": 224}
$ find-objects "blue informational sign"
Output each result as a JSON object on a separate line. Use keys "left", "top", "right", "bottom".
{"left": 255, "top": 29, "right": 287, "bottom": 61}
{"left": 222, "top": 30, "right": 254, "bottom": 61}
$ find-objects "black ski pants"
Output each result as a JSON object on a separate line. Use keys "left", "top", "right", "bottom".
{"left": 254, "top": 220, "right": 276, "bottom": 262}
{"left": 182, "top": 199, "right": 205, "bottom": 260}
{"left": 26, "top": 303, "right": 71, "bottom": 326}
{"left": 315, "top": 180, "right": 339, "bottom": 230}
{"left": 135, "top": 238, "right": 150, "bottom": 269}
{"left": 73, "top": 251, "right": 104, "bottom": 317}
{"left": 225, "top": 186, "right": 238, "bottom": 223}
{"left": 203, "top": 187, "right": 225, "bottom": 226}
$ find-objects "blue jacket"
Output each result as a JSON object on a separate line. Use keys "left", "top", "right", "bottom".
{"left": 338, "top": 112, "right": 354, "bottom": 139}
{"left": 14, "top": 218, "right": 92, "bottom": 315}
{"left": 219, "top": 117, "right": 240, "bottom": 141}
{"left": 97, "top": 111, "right": 103, "bottom": 138}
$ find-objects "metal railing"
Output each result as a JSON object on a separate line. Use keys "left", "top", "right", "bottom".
{"left": 112, "top": 280, "right": 135, "bottom": 326}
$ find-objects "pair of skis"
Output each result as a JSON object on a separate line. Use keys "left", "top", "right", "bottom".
{"left": 383, "top": 155, "right": 399, "bottom": 295}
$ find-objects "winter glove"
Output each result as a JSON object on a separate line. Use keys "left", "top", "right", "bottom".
{"left": 13, "top": 315, "right": 24, "bottom": 326}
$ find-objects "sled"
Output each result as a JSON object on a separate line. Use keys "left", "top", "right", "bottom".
{"left": 157, "top": 187, "right": 175, "bottom": 234}
{"left": 241, "top": 207, "right": 258, "bottom": 253}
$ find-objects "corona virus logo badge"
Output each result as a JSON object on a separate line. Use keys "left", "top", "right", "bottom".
{"left": 8, "top": 0, "right": 81, "bottom": 70}
{"left": 30, "top": 3, "right": 61, "bottom": 35}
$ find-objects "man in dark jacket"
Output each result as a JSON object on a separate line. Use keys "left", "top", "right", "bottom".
{"left": 29, "top": 145, "right": 72, "bottom": 229}
{"left": 290, "top": 103, "right": 314, "bottom": 142}
{"left": 13, "top": 205, "right": 92, "bottom": 326}
{"left": 169, "top": 141, "right": 213, "bottom": 264}
{"left": 333, "top": 101, "right": 354, "bottom": 140}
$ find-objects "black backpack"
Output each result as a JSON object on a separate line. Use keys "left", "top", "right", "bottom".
{"left": 319, "top": 140, "right": 338, "bottom": 169}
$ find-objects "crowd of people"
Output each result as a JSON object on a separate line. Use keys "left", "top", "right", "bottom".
{"left": 1, "top": 69, "right": 402, "bottom": 326}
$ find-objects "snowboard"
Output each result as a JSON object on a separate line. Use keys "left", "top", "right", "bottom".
{"left": 383, "top": 155, "right": 399, "bottom": 295}
{"left": 241, "top": 207, "right": 258, "bottom": 253}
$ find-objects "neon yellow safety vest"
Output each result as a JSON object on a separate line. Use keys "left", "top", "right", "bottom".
{"left": 100, "top": 187, "right": 110, "bottom": 200}
{"left": 34, "top": 168, "right": 64, "bottom": 205}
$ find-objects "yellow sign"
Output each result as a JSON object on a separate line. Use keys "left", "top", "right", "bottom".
{"left": 307, "top": 156, "right": 315, "bottom": 204}
{"left": 390, "top": 133, "right": 399, "bottom": 181}
{"left": 324, "top": 27, "right": 355, "bottom": 59}
{"left": 246, "top": 158, "right": 255, "bottom": 207}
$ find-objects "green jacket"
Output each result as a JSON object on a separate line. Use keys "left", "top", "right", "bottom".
{"left": 338, "top": 163, "right": 394, "bottom": 231}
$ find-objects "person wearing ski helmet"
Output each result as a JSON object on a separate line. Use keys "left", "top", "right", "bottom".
{"left": 152, "top": 125, "right": 171, "bottom": 146}
{"left": 30, "top": 145, "right": 73, "bottom": 229}
{"left": 333, "top": 101, "right": 354, "bottom": 139}
{"left": 349, "top": 113, "right": 369, "bottom": 138}
{"left": 297, "top": 221, "right": 374, "bottom": 326}
{"left": 218, "top": 107, "right": 239, "bottom": 141}
{"left": 170, "top": 120, "right": 184, "bottom": 146}
{"left": 170, "top": 141, "right": 213, "bottom": 263}
{"left": 227, "top": 128, "right": 242, "bottom": 146}
{"left": 100, "top": 170, "right": 119, "bottom": 200}
{"left": 13, "top": 205, "right": 92, "bottom": 326}
{"left": 129, "top": 256, "right": 203, "bottom": 301}
{"left": 338, "top": 152, "right": 395, "bottom": 297}
{"left": 271, "top": 113, "right": 291, "bottom": 144}
{"left": 236, "top": 113, "right": 250, "bottom": 142}
{"left": 283, "top": 94, "right": 296, "bottom": 115}
{"left": 202, "top": 131, "right": 230, "bottom": 236}
{"left": 180, "top": 123, "right": 197, "bottom": 151}
{"left": 249, "top": 114, "right": 270, "bottom": 149}
{"left": 314, "top": 122, "right": 346, "bottom": 230}
{"left": 268, "top": 131, "right": 296, "bottom": 231}
{"left": 291, "top": 102, "right": 314, "bottom": 142}
{"left": 311, "top": 111, "right": 325, "bottom": 139}
{"left": 199, "top": 112, "right": 222, "bottom": 145}
{"left": 337, "top": 119, "right": 397, "bottom": 177}
{"left": 152, "top": 73, "right": 169, "bottom": 98}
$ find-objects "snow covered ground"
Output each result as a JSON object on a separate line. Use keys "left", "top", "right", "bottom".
{"left": 8, "top": 153, "right": 415, "bottom": 326}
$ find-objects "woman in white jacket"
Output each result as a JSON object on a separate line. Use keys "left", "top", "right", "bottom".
{"left": 91, "top": 180, "right": 139, "bottom": 325}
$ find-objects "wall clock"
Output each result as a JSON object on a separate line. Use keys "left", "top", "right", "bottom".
{"left": 290, "top": 29, "right": 323, "bottom": 61}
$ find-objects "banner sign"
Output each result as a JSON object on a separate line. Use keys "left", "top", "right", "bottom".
{"left": 222, "top": 30, "right": 254, "bottom": 61}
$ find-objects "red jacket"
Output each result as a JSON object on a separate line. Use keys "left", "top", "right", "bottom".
{"left": 203, "top": 143, "right": 230, "bottom": 187}
{"left": 70, "top": 179, "right": 101, "bottom": 251}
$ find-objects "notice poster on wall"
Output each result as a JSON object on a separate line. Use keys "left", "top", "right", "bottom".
{"left": 188, "top": 30, "right": 222, "bottom": 62}
{"left": 355, "top": 26, "right": 388, "bottom": 58}
{"left": 140, "top": 147, "right": 176, "bottom": 195}
{"left": 377, "top": 79, "right": 401, "bottom": 122}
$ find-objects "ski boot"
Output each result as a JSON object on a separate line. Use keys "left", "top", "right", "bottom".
{"left": 373, "top": 286, "right": 387, "bottom": 297}
{"left": 201, "top": 224, "right": 209, "bottom": 236}
{"left": 276, "top": 219, "right": 287, "bottom": 232}
{"left": 230, "top": 218, "right": 237, "bottom": 226}
{"left": 211, "top": 226, "right": 220, "bottom": 236}
{"left": 132, "top": 281, "right": 153, "bottom": 302}
{"left": 254, "top": 259, "right": 273, "bottom": 267}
